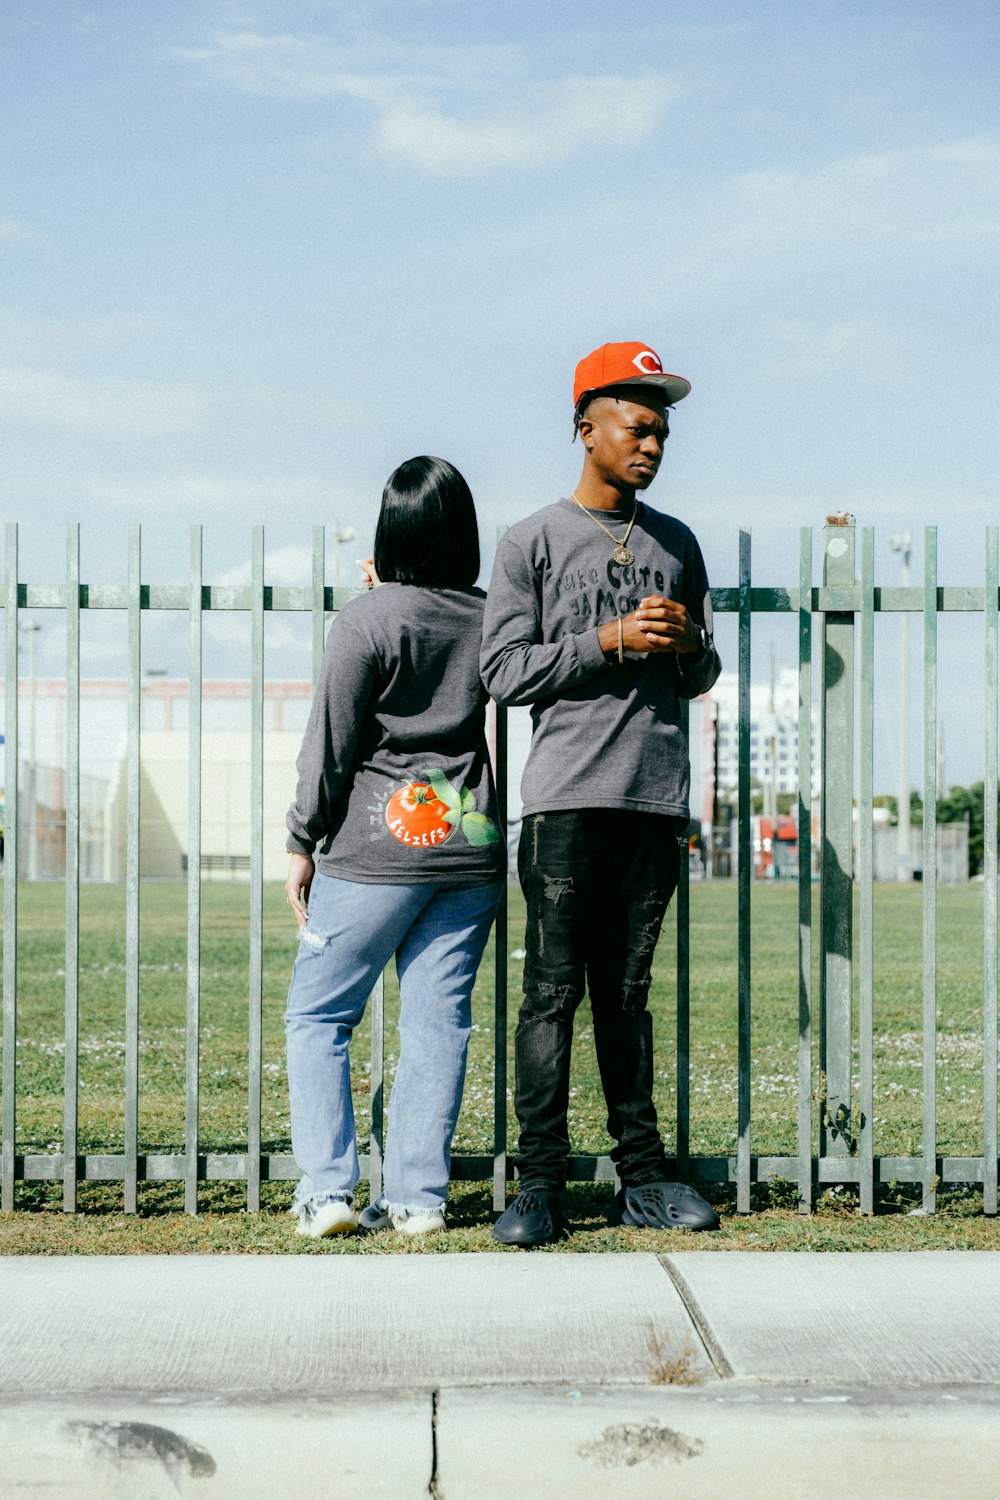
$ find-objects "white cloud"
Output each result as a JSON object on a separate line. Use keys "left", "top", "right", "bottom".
{"left": 763, "top": 320, "right": 913, "bottom": 384}
{"left": 0, "top": 310, "right": 167, "bottom": 364}
{"left": 929, "top": 137, "right": 1000, "bottom": 166}
{"left": 203, "top": 543, "right": 368, "bottom": 654}
{"left": 565, "top": 133, "right": 1000, "bottom": 310}
{"left": 339, "top": 131, "right": 1000, "bottom": 341}
{"left": 82, "top": 475, "right": 325, "bottom": 511}
{"left": 682, "top": 134, "right": 987, "bottom": 265}
{"left": 175, "top": 31, "right": 681, "bottom": 176}
{"left": 0, "top": 370, "right": 199, "bottom": 439}
{"left": 172, "top": 31, "right": 518, "bottom": 103}
{"left": 0, "top": 214, "right": 44, "bottom": 245}
{"left": 374, "top": 74, "right": 681, "bottom": 176}
{"left": 67, "top": 474, "right": 379, "bottom": 545}
{"left": 0, "top": 370, "right": 366, "bottom": 441}
{"left": 706, "top": 138, "right": 1000, "bottom": 268}
{"left": 215, "top": 542, "right": 317, "bottom": 588}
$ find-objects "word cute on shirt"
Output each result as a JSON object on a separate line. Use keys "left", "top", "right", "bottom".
{"left": 551, "top": 556, "right": 682, "bottom": 621}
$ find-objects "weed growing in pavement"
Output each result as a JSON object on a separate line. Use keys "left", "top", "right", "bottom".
{"left": 645, "top": 1325, "right": 704, "bottom": 1386}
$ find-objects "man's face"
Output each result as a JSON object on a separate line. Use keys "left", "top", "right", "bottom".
{"left": 579, "top": 388, "right": 669, "bottom": 492}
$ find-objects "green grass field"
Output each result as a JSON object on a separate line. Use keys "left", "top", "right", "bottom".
{"left": 2, "top": 879, "right": 999, "bottom": 1253}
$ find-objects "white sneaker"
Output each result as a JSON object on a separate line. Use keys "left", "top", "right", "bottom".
{"left": 293, "top": 1199, "right": 358, "bottom": 1238}
{"left": 357, "top": 1203, "right": 447, "bottom": 1236}
{"left": 390, "top": 1209, "right": 446, "bottom": 1236}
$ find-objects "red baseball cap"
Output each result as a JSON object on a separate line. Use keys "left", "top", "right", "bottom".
{"left": 573, "top": 341, "right": 691, "bottom": 410}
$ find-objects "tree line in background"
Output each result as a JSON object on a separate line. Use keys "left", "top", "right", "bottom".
{"left": 874, "top": 785, "right": 999, "bottom": 877}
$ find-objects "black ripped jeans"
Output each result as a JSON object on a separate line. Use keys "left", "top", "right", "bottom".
{"left": 514, "top": 809, "right": 685, "bottom": 1193}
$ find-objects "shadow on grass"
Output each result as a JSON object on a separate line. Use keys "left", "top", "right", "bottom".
{"left": 3, "top": 1176, "right": 993, "bottom": 1257}
{"left": 8, "top": 1175, "right": 988, "bottom": 1221}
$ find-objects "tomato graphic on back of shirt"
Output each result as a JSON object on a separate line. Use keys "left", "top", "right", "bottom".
{"left": 384, "top": 770, "right": 503, "bottom": 851}
{"left": 385, "top": 782, "right": 456, "bottom": 848}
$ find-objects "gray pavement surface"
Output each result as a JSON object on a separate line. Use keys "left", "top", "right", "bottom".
{"left": 0, "top": 1253, "right": 707, "bottom": 1394}
{"left": 2, "top": 1250, "right": 999, "bottom": 1498}
{"left": 437, "top": 1384, "right": 1000, "bottom": 1500}
{"left": 671, "top": 1250, "right": 1000, "bottom": 1385}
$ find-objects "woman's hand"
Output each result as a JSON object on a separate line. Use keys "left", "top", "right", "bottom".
{"left": 357, "top": 557, "right": 382, "bottom": 589}
{"left": 285, "top": 853, "right": 314, "bottom": 929}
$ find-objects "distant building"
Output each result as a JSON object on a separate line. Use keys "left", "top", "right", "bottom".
{"left": 708, "top": 668, "right": 821, "bottom": 804}
{"left": 684, "top": 669, "right": 822, "bottom": 878}
{"left": 103, "top": 728, "right": 302, "bottom": 883}
{"left": 1, "top": 677, "right": 313, "bottom": 881}
{"left": 686, "top": 667, "right": 821, "bottom": 835}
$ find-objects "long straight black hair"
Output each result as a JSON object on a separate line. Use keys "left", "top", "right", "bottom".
{"left": 373, "top": 455, "right": 480, "bottom": 587}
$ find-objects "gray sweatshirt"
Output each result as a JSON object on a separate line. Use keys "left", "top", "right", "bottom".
{"left": 480, "top": 498, "right": 721, "bottom": 820}
{"left": 287, "top": 585, "right": 505, "bottom": 886}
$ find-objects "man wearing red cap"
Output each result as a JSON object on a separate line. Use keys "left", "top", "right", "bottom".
{"left": 481, "top": 341, "right": 721, "bottom": 1245}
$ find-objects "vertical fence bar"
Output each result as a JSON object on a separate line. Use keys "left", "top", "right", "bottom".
{"left": 737, "top": 530, "right": 752, "bottom": 1212}
{"left": 797, "top": 528, "right": 813, "bottom": 1213}
{"left": 185, "top": 527, "right": 203, "bottom": 1215}
{"left": 858, "top": 529, "right": 875, "bottom": 1213}
{"left": 305, "top": 523, "right": 327, "bottom": 1197}
{"left": 2, "top": 525, "right": 19, "bottom": 1212}
{"left": 369, "top": 973, "right": 385, "bottom": 1203}
{"left": 676, "top": 699, "right": 691, "bottom": 1179}
{"left": 492, "top": 702, "right": 509, "bottom": 1211}
{"left": 307, "top": 523, "right": 327, "bottom": 1199}
{"left": 124, "top": 526, "right": 142, "bottom": 1213}
{"left": 247, "top": 528, "right": 265, "bottom": 1212}
{"left": 63, "top": 526, "right": 81, "bottom": 1212}
{"left": 985, "top": 526, "right": 998, "bottom": 1216}
{"left": 820, "top": 519, "right": 856, "bottom": 1161}
{"left": 311, "top": 526, "right": 326, "bottom": 689}
{"left": 922, "top": 527, "right": 938, "bottom": 1213}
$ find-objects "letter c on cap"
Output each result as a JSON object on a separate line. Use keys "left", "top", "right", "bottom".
{"left": 632, "top": 350, "right": 662, "bottom": 374}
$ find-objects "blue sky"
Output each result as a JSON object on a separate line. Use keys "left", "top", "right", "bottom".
{"left": 2, "top": 0, "right": 998, "bottom": 783}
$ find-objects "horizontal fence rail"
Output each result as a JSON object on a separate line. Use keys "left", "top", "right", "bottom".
{"left": 1, "top": 520, "right": 998, "bottom": 1216}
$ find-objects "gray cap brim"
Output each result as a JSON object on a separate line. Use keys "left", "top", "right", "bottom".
{"left": 580, "top": 372, "right": 692, "bottom": 407}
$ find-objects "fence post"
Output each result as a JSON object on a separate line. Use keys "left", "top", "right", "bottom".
{"left": 820, "top": 516, "right": 856, "bottom": 1160}
{"left": 2, "top": 525, "right": 19, "bottom": 1213}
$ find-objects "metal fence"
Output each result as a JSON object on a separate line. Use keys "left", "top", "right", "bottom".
{"left": 2, "top": 520, "right": 997, "bottom": 1216}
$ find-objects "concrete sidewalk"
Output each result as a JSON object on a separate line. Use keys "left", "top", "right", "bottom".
{"left": 2, "top": 1251, "right": 999, "bottom": 1497}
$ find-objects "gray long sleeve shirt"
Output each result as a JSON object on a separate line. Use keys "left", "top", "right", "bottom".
{"left": 287, "top": 585, "right": 505, "bottom": 886}
{"left": 480, "top": 498, "right": 721, "bottom": 820}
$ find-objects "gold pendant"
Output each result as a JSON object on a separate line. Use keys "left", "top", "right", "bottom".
{"left": 612, "top": 544, "right": 634, "bottom": 566}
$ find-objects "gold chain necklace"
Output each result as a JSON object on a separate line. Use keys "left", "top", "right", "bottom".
{"left": 569, "top": 491, "right": 639, "bottom": 567}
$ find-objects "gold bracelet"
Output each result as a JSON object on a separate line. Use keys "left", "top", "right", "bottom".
{"left": 617, "top": 617, "right": 624, "bottom": 665}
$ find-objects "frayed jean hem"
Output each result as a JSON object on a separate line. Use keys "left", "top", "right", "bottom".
{"left": 374, "top": 1197, "right": 446, "bottom": 1219}
{"left": 292, "top": 1189, "right": 354, "bottom": 1214}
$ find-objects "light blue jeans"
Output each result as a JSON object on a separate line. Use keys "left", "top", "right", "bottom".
{"left": 284, "top": 871, "right": 503, "bottom": 1216}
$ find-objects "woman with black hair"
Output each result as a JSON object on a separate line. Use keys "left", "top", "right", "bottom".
{"left": 283, "top": 457, "right": 505, "bottom": 1238}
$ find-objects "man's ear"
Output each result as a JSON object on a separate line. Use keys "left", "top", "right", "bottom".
{"left": 577, "top": 415, "right": 595, "bottom": 451}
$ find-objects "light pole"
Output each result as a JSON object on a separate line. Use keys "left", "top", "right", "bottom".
{"left": 767, "top": 642, "right": 778, "bottom": 828}
{"left": 888, "top": 533, "right": 912, "bottom": 881}
{"left": 331, "top": 525, "right": 358, "bottom": 589}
